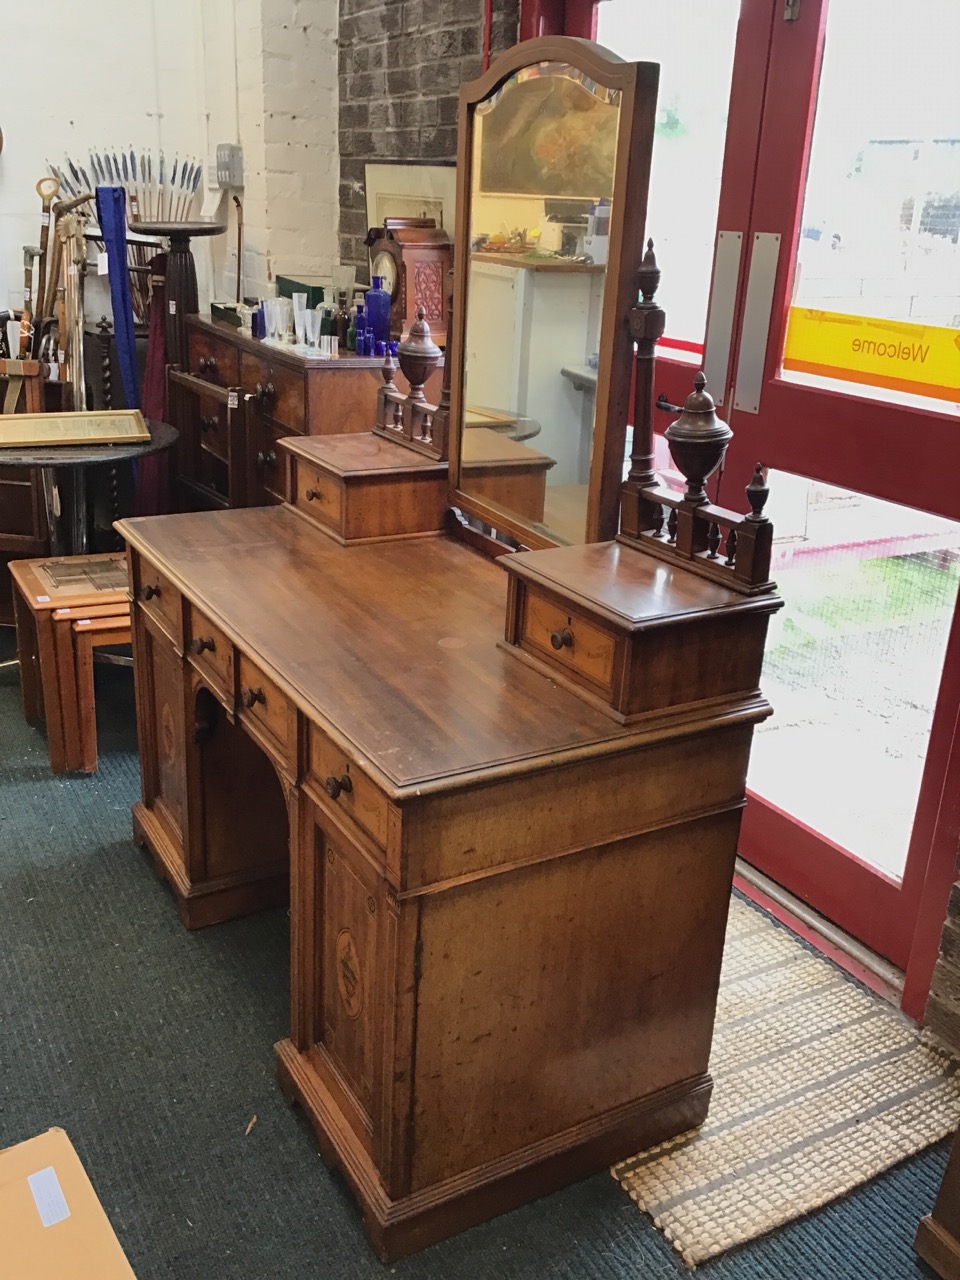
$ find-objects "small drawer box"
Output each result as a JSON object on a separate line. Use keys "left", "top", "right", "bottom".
{"left": 279, "top": 434, "right": 448, "bottom": 545}
{"left": 502, "top": 541, "right": 779, "bottom": 724}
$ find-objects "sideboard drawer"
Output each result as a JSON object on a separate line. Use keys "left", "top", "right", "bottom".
{"left": 520, "top": 589, "right": 617, "bottom": 696}
{"left": 187, "top": 328, "right": 239, "bottom": 387}
{"left": 237, "top": 653, "right": 297, "bottom": 770}
{"left": 240, "top": 353, "right": 305, "bottom": 431}
{"left": 186, "top": 605, "right": 234, "bottom": 704}
{"left": 135, "top": 561, "right": 182, "bottom": 646}
{"left": 293, "top": 459, "right": 343, "bottom": 534}
{"left": 307, "top": 724, "right": 390, "bottom": 849}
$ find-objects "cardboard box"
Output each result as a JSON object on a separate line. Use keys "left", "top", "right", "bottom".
{"left": 0, "top": 1128, "right": 136, "bottom": 1278}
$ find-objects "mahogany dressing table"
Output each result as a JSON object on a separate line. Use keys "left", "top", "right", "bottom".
{"left": 118, "top": 38, "right": 782, "bottom": 1261}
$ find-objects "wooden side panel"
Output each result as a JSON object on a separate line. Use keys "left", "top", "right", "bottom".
{"left": 624, "top": 614, "right": 771, "bottom": 717}
{"left": 305, "top": 369, "right": 380, "bottom": 436}
{"left": 409, "top": 809, "right": 741, "bottom": 1190}
{"left": 341, "top": 474, "right": 449, "bottom": 543}
{"left": 402, "top": 723, "right": 754, "bottom": 890}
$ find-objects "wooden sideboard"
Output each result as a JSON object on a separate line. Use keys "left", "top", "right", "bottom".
{"left": 172, "top": 317, "right": 443, "bottom": 513}
{"left": 118, "top": 489, "right": 778, "bottom": 1260}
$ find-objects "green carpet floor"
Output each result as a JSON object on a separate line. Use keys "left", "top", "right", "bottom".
{"left": 0, "top": 643, "right": 947, "bottom": 1279}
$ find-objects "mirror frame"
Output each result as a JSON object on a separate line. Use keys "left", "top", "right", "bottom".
{"left": 447, "top": 37, "right": 660, "bottom": 548}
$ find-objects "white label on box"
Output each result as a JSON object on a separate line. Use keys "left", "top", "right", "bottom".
{"left": 28, "top": 1166, "right": 70, "bottom": 1228}
{"left": 36, "top": 595, "right": 50, "bottom": 603}
{"left": 98, "top": 252, "right": 109, "bottom": 276}
{"left": 227, "top": 391, "right": 239, "bottom": 410}
{"left": 168, "top": 299, "right": 177, "bottom": 315}
{"left": 41, "top": 212, "right": 50, "bottom": 227}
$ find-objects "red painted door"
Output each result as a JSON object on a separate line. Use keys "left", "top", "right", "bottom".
{"left": 546, "top": 0, "right": 960, "bottom": 1013}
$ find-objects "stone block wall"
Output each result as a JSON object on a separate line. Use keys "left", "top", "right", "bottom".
{"left": 338, "top": 0, "right": 520, "bottom": 278}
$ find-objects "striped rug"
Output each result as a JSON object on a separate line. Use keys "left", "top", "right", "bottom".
{"left": 612, "top": 896, "right": 960, "bottom": 1267}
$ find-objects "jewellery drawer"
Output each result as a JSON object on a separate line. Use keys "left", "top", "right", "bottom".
{"left": 134, "top": 558, "right": 182, "bottom": 647}
{"left": 186, "top": 605, "right": 234, "bottom": 703}
{"left": 237, "top": 653, "right": 298, "bottom": 770}
{"left": 306, "top": 723, "right": 390, "bottom": 849}
{"left": 240, "top": 353, "right": 305, "bottom": 431}
{"left": 519, "top": 588, "right": 617, "bottom": 696}
{"left": 187, "top": 328, "right": 240, "bottom": 387}
{"left": 292, "top": 459, "right": 343, "bottom": 533}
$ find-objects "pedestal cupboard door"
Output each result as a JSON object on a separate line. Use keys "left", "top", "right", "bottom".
{"left": 139, "top": 616, "right": 188, "bottom": 852}
{"left": 315, "top": 818, "right": 382, "bottom": 1126}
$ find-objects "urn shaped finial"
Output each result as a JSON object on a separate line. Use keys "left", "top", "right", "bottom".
{"left": 663, "top": 372, "right": 733, "bottom": 505}
{"left": 397, "top": 306, "right": 441, "bottom": 404}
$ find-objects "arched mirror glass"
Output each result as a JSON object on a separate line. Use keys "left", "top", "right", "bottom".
{"left": 448, "top": 41, "right": 660, "bottom": 548}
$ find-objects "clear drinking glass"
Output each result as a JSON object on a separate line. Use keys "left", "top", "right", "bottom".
{"left": 292, "top": 292, "right": 308, "bottom": 346}
{"left": 264, "top": 298, "right": 279, "bottom": 341}
{"left": 276, "top": 297, "right": 293, "bottom": 343}
{"left": 304, "top": 309, "right": 322, "bottom": 351}
{"left": 332, "top": 264, "right": 356, "bottom": 298}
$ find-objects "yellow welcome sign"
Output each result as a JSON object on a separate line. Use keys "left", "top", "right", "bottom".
{"left": 783, "top": 307, "right": 960, "bottom": 404}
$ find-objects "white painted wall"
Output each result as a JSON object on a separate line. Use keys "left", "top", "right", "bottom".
{"left": 0, "top": 0, "right": 339, "bottom": 325}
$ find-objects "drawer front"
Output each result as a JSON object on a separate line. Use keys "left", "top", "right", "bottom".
{"left": 196, "top": 396, "right": 229, "bottom": 463}
{"left": 237, "top": 653, "right": 297, "bottom": 768}
{"left": 186, "top": 604, "right": 234, "bottom": 702}
{"left": 240, "top": 353, "right": 305, "bottom": 431}
{"left": 520, "top": 589, "right": 617, "bottom": 694}
{"left": 308, "top": 724, "right": 390, "bottom": 849}
{"left": 135, "top": 559, "right": 182, "bottom": 646}
{"left": 250, "top": 417, "right": 292, "bottom": 506}
{"left": 293, "top": 459, "right": 343, "bottom": 532}
{"left": 187, "top": 328, "right": 239, "bottom": 387}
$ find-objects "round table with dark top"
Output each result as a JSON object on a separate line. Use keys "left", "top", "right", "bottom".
{"left": 0, "top": 418, "right": 177, "bottom": 557}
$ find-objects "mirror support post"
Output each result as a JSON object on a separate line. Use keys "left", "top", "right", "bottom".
{"left": 621, "top": 240, "right": 666, "bottom": 539}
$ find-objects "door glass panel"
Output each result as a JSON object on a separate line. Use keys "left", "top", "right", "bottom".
{"left": 783, "top": 0, "right": 960, "bottom": 413}
{"left": 749, "top": 471, "right": 960, "bottom": 879}
{"left": 597, "top": 0, "right": 740, "bottom": 353}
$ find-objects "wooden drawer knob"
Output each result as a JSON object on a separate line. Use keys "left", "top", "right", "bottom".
{"left": 255, "top": 380, "right": 276, "bottom": 403}
{"left": 140, "top": 583, "right": 161, "bottom": 601}
{"left": 240, "top": 686, "right": 266, "bottom": 709}
{"left": 257, "top": 450, "right": 277, "bottom": 469}
{"left": 189, "top": 636, "right": 216, "bottom": 655}
{"left": 199, "top": 414, "right": 218, "bottom": 432}
{"left": 198, "top": 356, "right": 217, "bottom": 374}
{"left": 324, "top": 773, "right": 353, "bottom": 800}
{"left": 550, "top": 628, "right": 573, "bottom": 651}
{"left": 305, "top": 487, "right": 322, "bottom": 502}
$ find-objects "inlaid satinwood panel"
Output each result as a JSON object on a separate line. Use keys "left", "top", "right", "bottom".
{"left": 140, "top": 614, "right": 188, "bottom": 854}
{"left": 316, "top": 819, "right": 382, "bottom": 1128}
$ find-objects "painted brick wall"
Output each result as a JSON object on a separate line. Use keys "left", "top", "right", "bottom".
{"left": 338, "top": 0, "right": 520, "bottom": 278}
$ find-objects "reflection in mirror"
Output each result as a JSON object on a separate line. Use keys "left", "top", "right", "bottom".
{"left": 460, "top": 62, "right": 622, "bottom": 544}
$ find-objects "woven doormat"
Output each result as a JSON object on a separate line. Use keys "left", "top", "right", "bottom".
{"left": 612, "top": 896, "right": 960, "bottom": 1267}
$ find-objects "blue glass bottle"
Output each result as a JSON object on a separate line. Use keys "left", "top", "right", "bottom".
{"left": 365, "top": 275, "right": 391, "bottom": 347}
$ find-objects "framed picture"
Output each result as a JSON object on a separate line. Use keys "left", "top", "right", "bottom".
{"left": 0, "top": 409, "right": 150, "bottom": 448}
{"left": 364, "top": 163, "right": 459, "bottom": 240}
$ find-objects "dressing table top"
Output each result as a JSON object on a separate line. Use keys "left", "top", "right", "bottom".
{"left": 119, "top": 507, "right": 762, "bottom": 796}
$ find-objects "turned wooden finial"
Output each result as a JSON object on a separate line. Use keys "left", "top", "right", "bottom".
{"left": 397, "top": 305, "right": 441, "bottom": 405}
{"left": 745, "top": 463, "right": 771, "bottom": 522}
